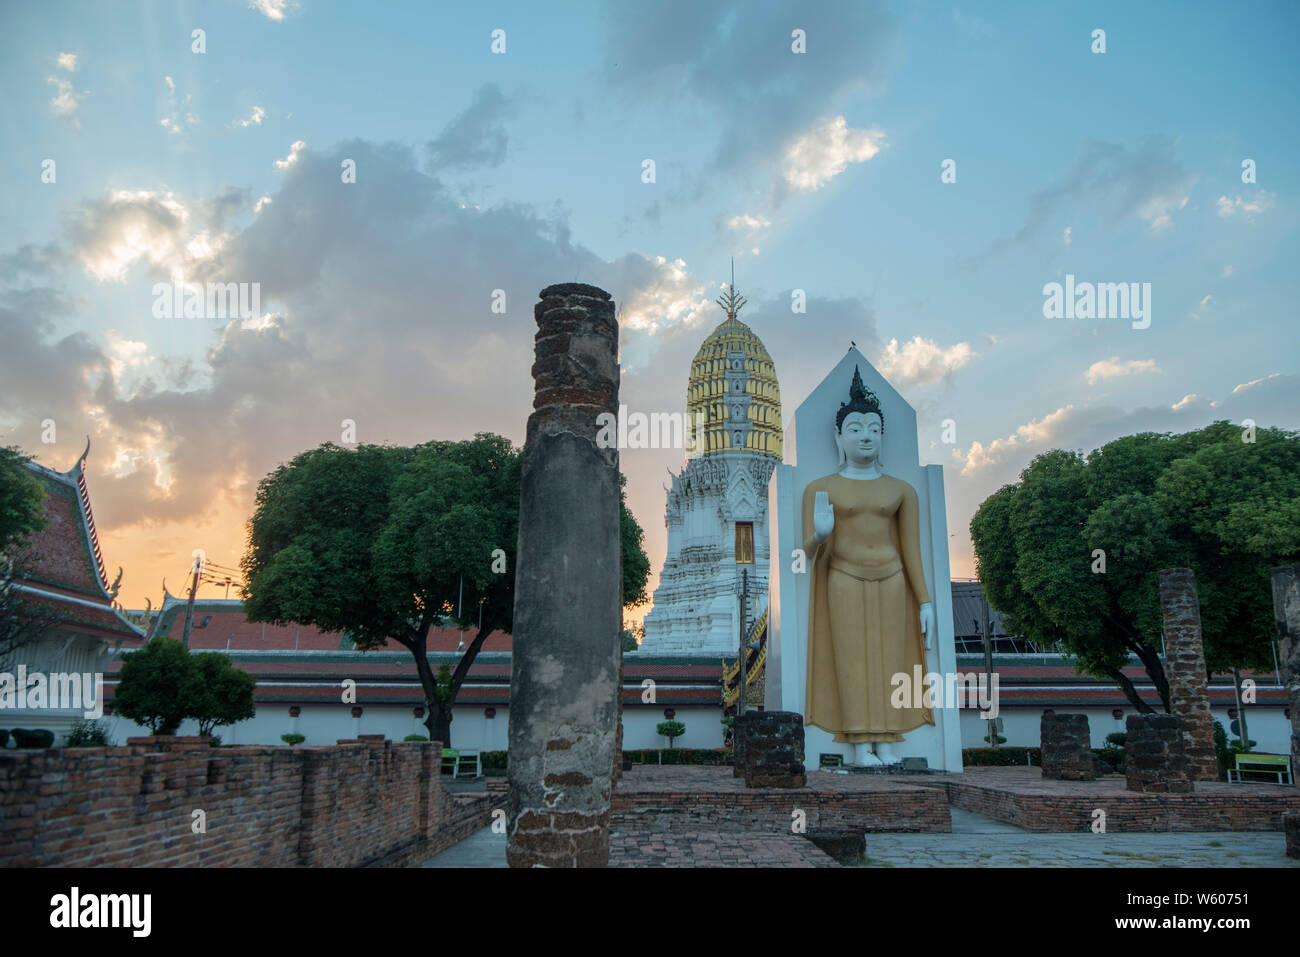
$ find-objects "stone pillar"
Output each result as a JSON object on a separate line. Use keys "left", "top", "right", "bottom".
{"left": 1125, "top": 714, "right": 1192, "bottom": 793}
{"left": 1270, "top": 566, "right": 1300, "bottom": 783}
{"left": 737, "top": 711, "right": 806, "bottom": 788}
{"left": 1040, "top": 713, "right": 1096, "bottom": 780}
{"left": 506, "top": 284, "right": 622, "bottom": 868}
{"left": 1158, "top": 568, "right": 1219, "bottom": 781}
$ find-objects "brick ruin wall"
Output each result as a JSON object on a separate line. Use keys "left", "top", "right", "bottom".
{"left": 0, "top": 735, "right": 504, "bottom": 867}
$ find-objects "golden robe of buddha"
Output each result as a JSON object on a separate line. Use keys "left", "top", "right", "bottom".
{"left": 803, "top": 368, "right": 935, "bottom": 749}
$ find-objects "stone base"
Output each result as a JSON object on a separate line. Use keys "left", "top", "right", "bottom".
{"left": 1040, "top": 713, "right": 1097, "bottom": 781}
{"left": 737, "top": 710, "right": 806, "bottom": 789}
{"left": 1126, "top": 714, "right": 1193, "bottom": 793}
{"left": 613, "top": 765, "right": 952, "bottom": 833}
{"left": 804, "top": 828, "right": 866, "bottom": 864}
{"left": 946, "top": 767, "right": 1300, "bottom": 832}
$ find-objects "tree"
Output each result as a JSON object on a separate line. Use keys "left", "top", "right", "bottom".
{"left": 242, "top": 434, "right": 651, "bottom": 747}
{"left": 113, "top": 637, "right": 203, "bottom": 735}
{"left": 970, "top": 422, "right": 1300, "bottom": 713}
{"left": 190, "top": 653, "right": 257, "bottom": 736}
{"left": 656, "top": 720, "right": 685, "bottom": 748}
{"left": 0, "top": 446, "right": 56, "bottom": 667}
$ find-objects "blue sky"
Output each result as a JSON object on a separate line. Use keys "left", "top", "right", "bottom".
{"left": 1, "top": 0, "right": 1296, "bottom": 610}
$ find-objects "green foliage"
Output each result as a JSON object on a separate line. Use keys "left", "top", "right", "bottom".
{"left": 1104, "top": 732, "right": 1127, "bottom": 749}
{"left": 1095, "top": 747, "right": 1125, "bottom": 772}
{"left": 982, "top": 734, "right": 1007, "bottom": 745}
{"left": 970, "top": 423, "right": 1300, "bottom": 710}
{"left": 113, "top": 637, "right": 203, "bottom": 735}
{"left": 190, "top": 653, "right": 257, "bottom": 735}
{"left": 0, "top": 446, "right": 58, "bottom": 661}
{"left": 10, "top": 728, "right": 55, "bottom": 749}
{"left": 622, "top": 748, "right": 733, "bottom": 766}
{"left": 241, "top": 436, "right": 651, "bottom": 749}
{"left": 64, "top": 719, "right": 111, "bottom": 747}
{"left": 1213, "top": 720, "right": 1231, "bottom": 778}
{"left": 0, "top": 446, "right": 47, "bottom": 557}
{"left": 962, "top": 747, "right": 1040, "bottom": 766}
{"left": 403, "top": 734, "right": 429, "bottom": 742}
{"left": 619, "top": 474, "right": 651, "bottom": 607}
{"left": 481, "top": 750, "right": 508, "bottom": 770}
{"left": 208, "top": 735, "right": 222, "bottom": 747}
{"left": 620, "top": 629, "right": 639, "bottom": 652}
{"left": 280, "top": 733, "right": 305, "bottom": 746}
{"left": 656, "top": 720, "right": 685, "bottom": 745}
{"left": 0, "top": 729, "right": 7, "bottom": 748}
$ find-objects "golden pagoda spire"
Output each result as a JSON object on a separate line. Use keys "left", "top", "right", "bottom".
{"left": 715, "top": 257, "right": 747, "bottom": 319}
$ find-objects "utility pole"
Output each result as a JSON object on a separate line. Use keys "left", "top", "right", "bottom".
{"left": 1232, "top": 668, "right": 1251, "bottom": 752}
{"left": 181, "top": 557, "right": 202, "bottom": 649}
{"left": 737, "top": 568, "right": 749, "bottom": 716}
{"left": 981, "top": 586, "right": 996, "bottom": 748}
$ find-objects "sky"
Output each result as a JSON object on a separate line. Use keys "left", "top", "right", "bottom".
{"left": 1, "top": 0, "right": 1297, "bottom": 616}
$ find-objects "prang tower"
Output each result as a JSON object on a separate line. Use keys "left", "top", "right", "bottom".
{"left": 638, "top": 282, "right": 782, "bottom": 655}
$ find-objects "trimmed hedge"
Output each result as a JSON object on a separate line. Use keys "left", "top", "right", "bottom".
{"left": 623, "top": 748, "right": 734, "bottom": 766}
{"left": 0, "top": 730, "right": 8, "bottom": 748}
{"left": 962, "top": 747, "right": 1039, "bottom": 766}
{"left": 481, "top": 750, "right": 507, "bottom": 770}
{"left": 10, "top": 728, "right": 55, "bottom": 749}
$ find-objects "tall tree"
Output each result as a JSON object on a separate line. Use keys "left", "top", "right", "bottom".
{"left": 242, "top": 434, "right": 650, "bottom": 745}
{"left": 0, "top": 446, "right": 56, "bottom": 666}
{"left": 971, "top": 421, "right": 1300, "bottom": 712}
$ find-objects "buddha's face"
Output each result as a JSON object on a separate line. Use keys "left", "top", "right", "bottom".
{"left": 836, "top": 411, "right": 882, "bottom": 467}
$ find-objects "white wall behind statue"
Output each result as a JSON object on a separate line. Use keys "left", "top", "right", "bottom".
{"left": 766, "top": 347, "right": 963, "bottom": 772}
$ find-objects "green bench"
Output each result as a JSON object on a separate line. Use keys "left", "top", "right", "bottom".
{"left": 440, "top": 747, "right": 482, "bottom": 779}
{"left": 1226, "top": 752, "right": 1292, "bottom": 785}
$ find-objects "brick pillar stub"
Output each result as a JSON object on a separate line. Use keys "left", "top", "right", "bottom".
{"left": 507, "top": 283, "right": 621, "bottom": 868}
{"left": 1271, "top": 565, "right": 1300, "bottom": 782}
{"left": 1158, "top": 567, "right": 1219, "bottom": 781}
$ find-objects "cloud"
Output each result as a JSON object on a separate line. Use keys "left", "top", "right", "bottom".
{"left": 977, "top": 137, "right": 1197, "bottom": 259}
{"left": 1085, "top": 356, "right": 1160, "bottom": 385}
{"left": 876, "top": 336, "right": 974, "bottom": 388}
{"left": 1215, "top": 190, "right": 1275, "bottom": 220}
{"left": 1063, "top": 226, "right": 1072, "bottom": 245}
{"left": 1221, "top": 264, "right": 1234, "bottom": 278}
{"left": 250, "top": 0, "right": 299, "bottom": 20}
{"left": 273, "top": 140, "right": 306, "bottom": 170}
{"left": 1231, "top": 372, "right": 1281, "bottom": 395}
{"left": 726, "top": 214, "right": 771, "bottom": 236}
{"left": 958, "top": 405, "right": 1075, "bottom": 475}
{"left": 63, "top": 189, "right": 196, "bottom": 282}
{"left": 236, "top": 105, "right": 266, "bottom": 128}
{"left": 783, "top": 117, "right": 886, "bottom": 192}
{"left": 48, "top": 54, "right": 85, "bottom": 121}
{"left": 601, "top": 1, "right": 897, "bottom": 198}
{"left": 425, "top": 83, "right": 514, "bottom": 171}
{"left": 159, "top": 76, "right": 198, "bottom": 137}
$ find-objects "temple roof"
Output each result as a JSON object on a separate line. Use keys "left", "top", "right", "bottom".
{"left": 14, "top": 446, "right": 145, "bottom": 643}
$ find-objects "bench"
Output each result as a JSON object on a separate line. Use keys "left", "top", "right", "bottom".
{"left": 1226, "top": 752, "right": 1292, "bottom": 785}
{"left": 441, "top": 748, "right": 459, "bottom": 777}
{"left": 455, "top": 749, "right": 482, "bottom": 779}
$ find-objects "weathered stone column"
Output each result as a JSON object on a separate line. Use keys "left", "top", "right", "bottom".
{"left": 507, "top": 283, "right": 621, "bottom": 868}
{"left": 1158, "top": 568, "right": 1218, "bottom": 781}
{"left": 1271, "top": 565, "right": 1300, "bottom": 781}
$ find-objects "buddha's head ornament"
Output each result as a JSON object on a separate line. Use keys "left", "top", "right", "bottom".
{"left": 836, "top": 366, "right": 883, "bottom": 433}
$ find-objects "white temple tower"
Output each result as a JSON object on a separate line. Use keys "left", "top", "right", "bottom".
{"left": 637, "top": 283, "right": 782, "bottom": 655}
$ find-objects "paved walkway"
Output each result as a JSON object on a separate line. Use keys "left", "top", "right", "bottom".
{"left": 421, "top": 808, "right": 1298, "bottom": 868}
{"left": 854, "top": 808, "right": 1298, "bottom": 868}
